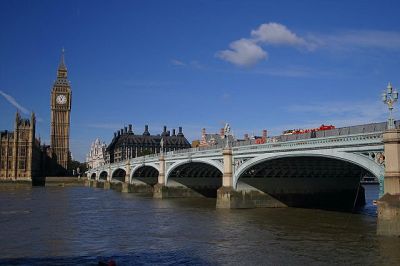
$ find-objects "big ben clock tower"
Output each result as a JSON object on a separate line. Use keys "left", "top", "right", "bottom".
{"left": 50, "top": 49, "right": 72, "bottom": 174}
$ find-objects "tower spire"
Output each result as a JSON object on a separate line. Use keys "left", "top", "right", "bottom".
{"left": 59, "top": 48, "right": 66, "bottom": 70}
{"left": 57, "top": 48, "right": 67, "bottom": 78}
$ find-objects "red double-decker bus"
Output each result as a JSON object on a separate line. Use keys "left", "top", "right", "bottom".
{"left": 282, "top": 124, "right": 335, "bottom": 135}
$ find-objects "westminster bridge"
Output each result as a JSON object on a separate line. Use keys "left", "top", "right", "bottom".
{"left": 86, "top": 121, "right": 400, "bottom": 236}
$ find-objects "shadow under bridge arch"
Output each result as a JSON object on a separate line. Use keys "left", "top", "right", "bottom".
{"left": 234, "top": 152, "right": 383, "bottom": 211}
{"left": 131, "top": 165, "right": 159, "bottom": 186}
{"left": 99, "top": 171, "right": 108, "bottom": 180}
{"left": 90, "top": 173, "right": 96, "bottom": 180}
{"left": 112, "top": 168, "right": 126, "bottom": 182}
{"left": 166, "top": 160, "right": 223, "bottom": 197}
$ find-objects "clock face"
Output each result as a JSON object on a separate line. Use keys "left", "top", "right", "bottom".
{"left": 56, "top": 94, "right": 67, "bottom": 105}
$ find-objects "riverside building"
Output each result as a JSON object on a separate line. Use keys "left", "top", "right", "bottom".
{"left": 86, "top": 138, "right": 107, "bottom": 169}
{"left": 0, "top": 112, "right": 42, "bottom": 180}
{"left": 105, "top": 125, "right": 191, "bottom": 163}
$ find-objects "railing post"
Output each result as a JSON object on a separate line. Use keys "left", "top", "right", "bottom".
{"left": 377, "top": 128, "right": 400, "bottom": 236}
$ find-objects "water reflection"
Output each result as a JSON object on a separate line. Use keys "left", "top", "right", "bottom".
{"left": 0, "top": 184, "right": 399, "bottom": 265}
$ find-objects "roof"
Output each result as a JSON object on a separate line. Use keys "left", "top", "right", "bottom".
{"left": 106, "top": 127, "right": 191, "bottom": 151}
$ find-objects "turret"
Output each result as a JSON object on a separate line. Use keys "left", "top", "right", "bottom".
{"left": 15, "top": 111, "right": 21, "bottom": 125}
{"left": 178, "top": 126, "right": 184, "bottom": 137}
{"left": 30, "top": 112, "right": 36, "bottom": 141}
{"left": 143, "top": 125, "right": 150, "bottom": 136}
{"left": 161, "top": 126, "right": 167, "bottom": 136}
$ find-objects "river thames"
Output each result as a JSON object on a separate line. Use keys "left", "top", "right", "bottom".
{"left": 1, "top": 184, "right": 400, "bottom": 265}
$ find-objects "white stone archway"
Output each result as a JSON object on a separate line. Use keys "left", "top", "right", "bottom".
{"left": 234, "top": 150, "right": 384, "bottom": 189}
{"left": 165, "top": 158, "right": 223, "bottom": 185}
{"left": 130, "top": 163, "right": 159, "bottom": 184}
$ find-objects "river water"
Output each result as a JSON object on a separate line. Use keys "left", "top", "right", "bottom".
{"left": 1, "top": 184, "right": 400, "bottom": 265}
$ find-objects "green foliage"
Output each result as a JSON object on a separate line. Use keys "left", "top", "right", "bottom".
{"left": 69, "top": 160, "right": 88, "bottom": 176}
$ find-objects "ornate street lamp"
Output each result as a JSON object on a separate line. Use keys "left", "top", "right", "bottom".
{"left": 382, "top": 82, "right": 398, "bottom": 130}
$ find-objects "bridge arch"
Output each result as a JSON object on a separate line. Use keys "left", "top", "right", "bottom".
{"left": 166, "top": 159, "right": 223, "bottom": 197}
{"left": 166, "top": 159, "right": 223, "bottom": 183}
{"left": 90, "top": 173, "right": 96, "bottom": 180}
{"left": 131, "top": 164, "right": 159, "bottom": 186}
{"left": 111, "top": 168, "right": 126, "bottom": 182}
{"left": 99, "top": 171, "right": 108, "bottom": 181}
{"left": 234, "top": 150, "right": 384, "bottom": 188}
{"left": 234, "top": 150, "right": 384, "bottom": 210}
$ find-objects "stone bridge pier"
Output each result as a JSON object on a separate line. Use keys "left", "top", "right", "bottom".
{"left": 377, "top": 129, "right": 400, "bottom": 236}
{"left": 153, "top": 154, "right": 220, "bottom": 198}
{"left": 153, "top": 155, "right": 167, "bottom": 198}
{"left": 216, "top": 148, "right": 286, "bottom": 208}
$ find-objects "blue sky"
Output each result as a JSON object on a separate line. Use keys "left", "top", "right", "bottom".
{"left": 1, "top": 0, "right": 400, "bottom": 161}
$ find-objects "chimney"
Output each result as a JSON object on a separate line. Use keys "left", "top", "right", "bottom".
{"left": 117, "top": 131, "right": 121, "bottom": 136}
{"left": 114, "top": 132, "right": 117, "bottom": 138}
{"left": 124, "top": 127, "right": 128, "bottom": 134}
{"left": 161, "top": 126, "right": 167, "bottom": 136}
{"left": 220, "top": 128, "right": 224, "bottom": 137}
{"left": 143, "top": 125, "right": 150, "bottom": 136}
{"left": 172, "top": 129, "right": 176, "bottom": 136}
{"left": 244, "top": 133, "right": 249, "bottom": 140}
{"left": 178, "top": 127, "right": 184, "bottom": 137}
{"left": 128, "top": 124, "right": 133, "bottom": 133}
{"left": 262, "top": 129, "right": 267, "bottom": 140}
{"left": 167, "top": 130, "right": 170, "bottom": 136}
{"left": 120, "top": 129, "right": 124, "bottom": 135}
{"left": 202, "top": 128, "right": 206, "bottom": 136}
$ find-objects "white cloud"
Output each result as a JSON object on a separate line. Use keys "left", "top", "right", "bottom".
{"left": 0, "top": 90, "right": 44, "bottom": 122}
{"left": 171, "top": 59, "right": 186, "bottom": 66}
{"left": 216, "top": 38, "right": 267, "bottom": 67}
{"left": 287, "top": 100, "right": 390, "bottom": 126}
{"left": 217, "top": 22, "right": 310, "bottom": 67}
{"left": 251, "top": 66, "right": 331, "bottom": 78}
{"left": 0, "top": 90, "right": 30, "bottom": 115}
{"left": 251, "top": 22, "right": 306, "bottom": 46}
{"left": 309, "top": 30, "right": 400, "bottom": 51}
{"left": 217, "top": 22, "right": 400, "bottom": 67}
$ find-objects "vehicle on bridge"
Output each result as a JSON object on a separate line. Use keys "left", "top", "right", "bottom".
{"left": 282, "top": 124, "right": 336, "bottom": 135}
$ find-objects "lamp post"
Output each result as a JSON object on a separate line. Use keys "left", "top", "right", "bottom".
{"left": 382, "top": 82, "right": 398, "bottom": 130}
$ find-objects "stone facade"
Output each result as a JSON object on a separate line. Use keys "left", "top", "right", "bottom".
{"left": 199, "top": 128, "right": 235, "bottom": 147}
{"left": 106, "top": 125, "right": 191, "bottom": 163}
{"left": 86, "top": 138, "right": 106, "bottom": 170}
{"left": 0, "top": 112, "right": 42, "bottom": 180}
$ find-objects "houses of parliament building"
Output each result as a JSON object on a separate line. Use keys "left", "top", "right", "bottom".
{"left": 0, "top": 51, "right": 72, "bottom": 181}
